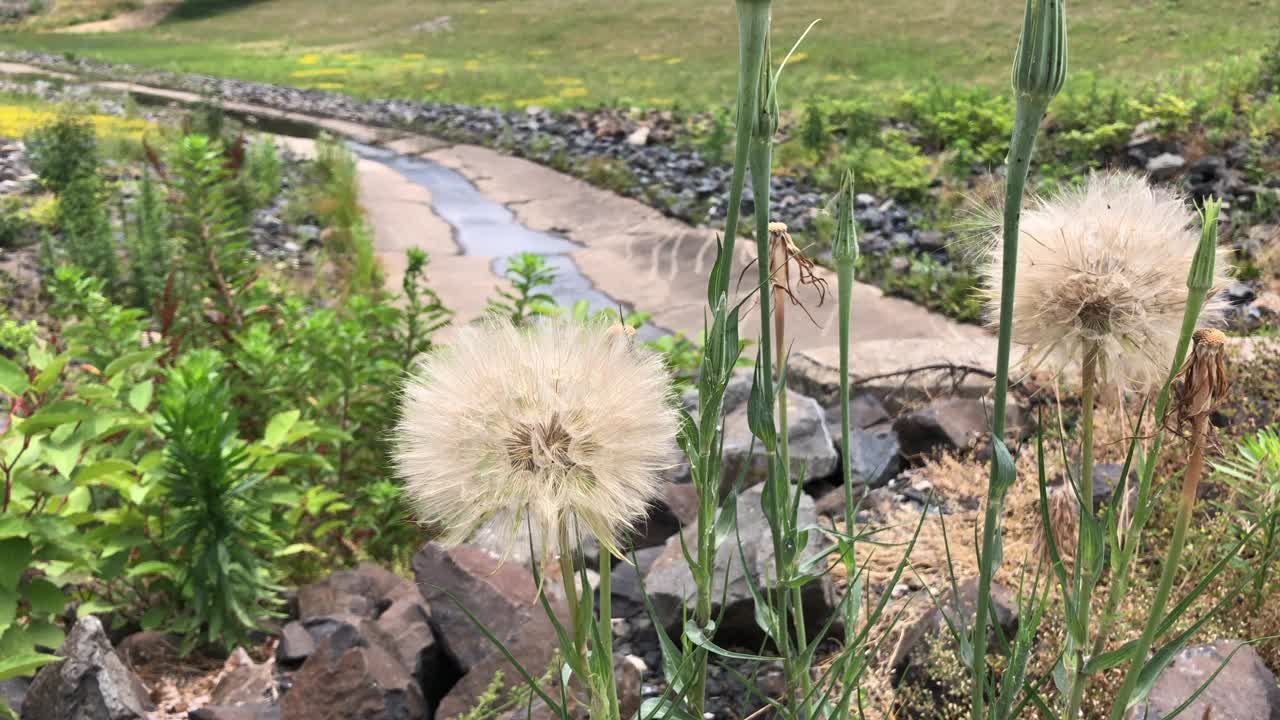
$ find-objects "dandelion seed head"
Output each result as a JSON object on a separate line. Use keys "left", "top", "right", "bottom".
{"left": 983, "top": 171, "right": 1230, "bottom": 392}
{"left": 394, "top": 320, "right": 678, "bottom": 560}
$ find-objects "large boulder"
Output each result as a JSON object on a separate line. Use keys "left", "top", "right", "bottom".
{"left": 280, "top": 618, "right": 427, "bottom": 720}
{"left": 1129, "top": 640, "right": 1280, "bottom": 720}
{"left": 296, "top": 563, "right": 416, "bottom": 621}
{"left": 643, "top": 484, "right": 838, "bottom": 646}
{"left": 414, "top": 544, "right": 568, "bottom": 719}
{"left": 210, "top": 648, "right": 275, "bottom": 706}
{"left": 22, "top": 615, "right": 154, "bottom": 720}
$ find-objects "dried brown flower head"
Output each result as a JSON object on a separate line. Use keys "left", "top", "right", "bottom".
{"left": 1173, "top": 328, "right": 1230, "bottom": 429}
{"left": 1033, "top": 483, "right": 1080, "bottom": 571}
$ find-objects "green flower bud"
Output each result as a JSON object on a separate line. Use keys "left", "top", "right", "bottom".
{"left": 1012, "top": 0, "right": 1067, "bottom": 101}
{"left": 1189, "top": 197, "right": 1222, "bottom": 292}
{"left": 831, "top": 170, "right": 859, "bottom": 266}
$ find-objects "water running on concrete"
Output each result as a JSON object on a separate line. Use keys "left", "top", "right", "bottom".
{"left": 350, "top": 142, "right": 662, "bottom": 338}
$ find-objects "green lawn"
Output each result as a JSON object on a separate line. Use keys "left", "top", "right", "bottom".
{"left": 1, "top": 0, "right": 1276, "bottom": 109}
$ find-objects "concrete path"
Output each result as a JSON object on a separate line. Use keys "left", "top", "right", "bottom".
{"left": 0, "top": 61, "right": 1000, "bottom": 381}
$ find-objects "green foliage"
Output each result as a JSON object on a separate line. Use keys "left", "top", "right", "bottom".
{"left": 400, "top": 247, "right": 452, "bottom": 365}
{"left": 817, "top": 128, "right": 933, "bottom": 200}
{"left": 124, "top": 168, "right": 171, "bottom": 311}
{"left": 243, "top": 137, "right": 283, "bottom": 211}
{"left": 24, "top": 113, "right": 98, "bottom": 194}
{"left": 1213, "top": 426, "right": 1280, "bottom": 610}
{"left": 862, "top": 250, "right": 983, "bottom": 322}
{"left": 899, "top": 84, "right": 1013, "bottom": 172}
{"left": 801, "top": 100, "right": 827, "bottom": 159}
{"left": 486, "top": 252, "right": 558, "bottom": 326}
{"left": 155, "top": 350, "right": 282, "bottom": 651}
{"left": 0, "top": 197, "right": 38, "bottom": 250}
{"left": 700, "top": 107, "right": 732, "bottom": 164}
{"left": 54, "top": 174, "right": 119, "bottom": 288}
{"left": 308, "top": 136, "right": 381, "bottom": 293}
{"left": 168, "top": 133, "right": 253, "bottom": 332}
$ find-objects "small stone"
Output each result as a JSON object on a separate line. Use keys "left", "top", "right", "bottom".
{"left": 191, "top": 705, "right": 280, "bottom": 720}
{"left": 616, "top": 655, "right": 647, "bottom": 720}
{"left": 1146, "top": 152, "right": 1186, "bottom": 180}
{"left": 626, "top": 126, "right": 651, "bottom": 146}
{"left": 277, "top": 622, "right": 316, "bottom": 667}
{"left": 890, "top": 578, "right": 1020, "bottom": 684}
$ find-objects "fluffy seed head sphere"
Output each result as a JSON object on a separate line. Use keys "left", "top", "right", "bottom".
{"left": 394, "top": 319, "right": 678, "bottom": 559}
{"left": 984, "top": 172, "right": 1229, "bottom": 391}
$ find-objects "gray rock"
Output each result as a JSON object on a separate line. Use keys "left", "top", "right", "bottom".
{"left": 281, "top": 619, "right": 426, "bottom": 720}
{"left": 22, "top": 615, "right": 154, "bottom": 720}
{"left": 1, "top": 677, "right": 29, "bottom": 716}
{"left": 1130, "top": 640, "right": 1280, "bottom": 720}
{"left": 643, "top": 484, "right": 837, "bottom": 645}
{"left": 610, "top": 545, "right": 667, "bottom": 619}
{"left": 719, "top": 370, "right": 838, "bottom": 488}
{"left": 893, "top": 397, "right": 1028, "bottom": 458}
{"left": 1146, "top": 152, "right": 1186, "bottom": 180}
{"left": 296, "top": 563, "right": 412, "bottom": 621}
{"left": 845, "top": 428, "right": 901, "bottom": 488}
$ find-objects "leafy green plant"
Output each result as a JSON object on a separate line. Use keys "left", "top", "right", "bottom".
{"left": 54, "top": 174, "right": 119, "bottom": 288}
{"left": 243, "top": 138, "right": 283, "bottom": 211}
{"left": 308, "top": 136, "right": 381, "bottom": 293}
{"left": 1213, "top": 426, "right": 1280, "bottom": 610}
{"left": 0, "top": 197, "right": 38, "bottom": 250}
{"left": 154, "top": 349, "right": 282, "bottom": 651}
{"left": 486, "top": 252, "right": 558, "bottom": 326}
{"left": 124, "top": 168, "right": 171, "bottom": 312}
{"left": 167, "top": 133, "right": 254, "bottom": 333}
{"left": 801, "top": 99, "right": 827, "bottom": 159}
{"left": 25, "top": 113, "right": 98, "bottom": 194}
{"left": 400, "top": 247, "right": 452, "bottom": 366}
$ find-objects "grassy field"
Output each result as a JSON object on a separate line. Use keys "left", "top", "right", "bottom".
{"left": 1, "top": 0, "right": 1277, "bottom": 110}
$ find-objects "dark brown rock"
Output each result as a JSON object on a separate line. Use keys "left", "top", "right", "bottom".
{"left": 296, "top": 563, "right": 412, "bottom": 621}
{"left": 23, "top": 615, "right": 154, "bottom": 720}
{"left": 414, "top": 544, "right": 568, "bottom": 719}
{"left": 276, "top": 622, "right": 315, "bottom": 667}
{"left": 1130, "top": 640, "right": 1280, "bottom": 720}
{"left": 210, "top": 650, "right": 275, "bottom": 706}
{"left": 190, "top": 704, "right": 280, "bottom": 720}
{"left": 281, "top": 618, "right": 426, "bottom": 720}
{"left": 375, "top": 598, "right": 437, "bottom": 675}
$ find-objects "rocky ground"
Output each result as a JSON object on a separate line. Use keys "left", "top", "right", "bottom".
{"left": 6, "top": 343, "right": 1280, "bottom": 720}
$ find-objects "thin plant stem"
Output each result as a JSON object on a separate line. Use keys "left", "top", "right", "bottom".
{"left": 972, "top": 94, "right": 1049, "bottom": 720}
{"left": 1063, "top": 342, "right": 1099, "bottom": 720}
{"left": 596, "top": 557, "right": 620, "bottom": 720}
{"left": 558, "top": 522, "right": 586, "bottom": 665}
{"left": 1089, "top": 283, "right": 1211, "bottom": 659}
{"left": 1107, "top": 412, "right": 1211, "bottom": 720}
{"left": 687, "top": 5, "right": 771, "bottom": 715}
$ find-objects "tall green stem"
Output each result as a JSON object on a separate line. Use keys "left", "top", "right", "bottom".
{"left": 972, "top": 95, "right": 1048, "bottom": 720}
{"left": 1063, "top": 343, "right": 1099, "bottom": 720}
{"left": 595, "top": 558, "right": 619, "bottom": 720}
{"left": 687, "top": 4, "right": 771, "bottom": 715}
{"left": 1107, "top": 416, "right": 1209, "bottom": 720}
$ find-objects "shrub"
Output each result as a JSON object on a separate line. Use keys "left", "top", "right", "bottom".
{"left": 155, "top": 349, "right": 282, "bottom": 651}
{"left": 0, "top": 197, "right": 37, "bottom": 249}
{"left": 54, "top": 174, "right": 119, "bottom": 288}
{"left": 486, "top": 251, "right": 558, "bottom": 326}
{"left": 243, "top": 138, "right": 283, "bottom": 211}
{"left": 24, "top": 113, "right": 98, "bottom": 194}
{"left": 124, "top": 168, "right": 171, "bottom": 311}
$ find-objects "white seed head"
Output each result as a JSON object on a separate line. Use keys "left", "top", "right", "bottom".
{"left": 984, "top": 171, "right": 1230, "bottom": 392}
{"left": 394, "top": 320, "right": 678, "bottom": 560}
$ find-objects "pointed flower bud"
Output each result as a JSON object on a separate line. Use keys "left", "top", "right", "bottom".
{"left": 1012, "top": 0, "right": 1067, "bottom": 101}
{"left": 831, "top": 170, "right": 859, "bottom": 267}
{"left": 1189, "top": 197, "right": 1222, "bottom": 293}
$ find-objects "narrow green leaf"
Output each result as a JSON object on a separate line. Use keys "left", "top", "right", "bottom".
{"left": 31, "top": 352, "right": 71, "bottom": 394}
{"left": 103, "top": 350, "right": 158, "bottom": 379}
{"left": 683, "top": 621, "right": 779, "bottom": 662}
{"left": 128, "top": 381, "right": 154, "bottom": 413}
{"left": 73, "top": 459, "right": 135, "bottom": 485}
